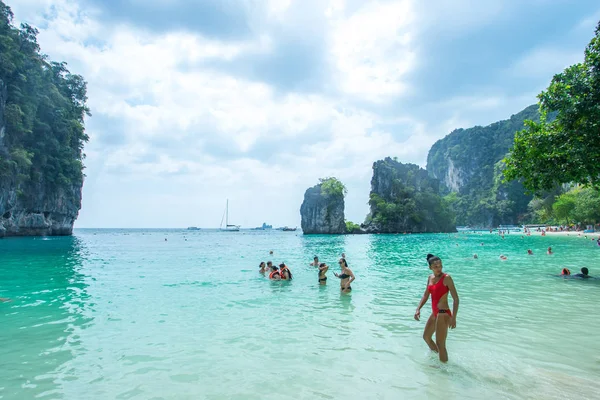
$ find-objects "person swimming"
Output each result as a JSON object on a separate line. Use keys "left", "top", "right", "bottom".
{"left": 414, "top": 253, "right": 459, "bottom": 363}
{"left": 259, "top": 262, "right": 267, "bottom": 274}
{"left": 334, "top": 258, "right": 354, "bottom": 293}
{"left": 309, "top": 256, "right": 319, "bottom": 267}
{"left": 318, "top": 263, "right": 329, "bottom": 285}
{"left": 280, "top": 263, "right": 293, "bottom": 280}
{"left": 547, "top": 247, "right": 553, "bottom": 255}
{"left": 573, "top": 267, "right": 592, "bottom": 279}
{"left": 561, "top": 268, "right": 571, "bottom": 276}
{"left": 500, "top": 255, "right": 508, "bottom": 260}
{"left": 527, "top": 249, "right": 533, "bottom": 255}
{"left": 269, "top": 266, "right": 281, "bottom": 280}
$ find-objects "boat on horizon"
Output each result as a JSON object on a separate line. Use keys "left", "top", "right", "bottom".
{"left": 220, "top": 199, "right": 240, "bottom": 232}
{"left": 281, "top": 226, "right": 297, "bottom": 231}
{"left": 186, "top": 226, "right": 201, "bottom": 230}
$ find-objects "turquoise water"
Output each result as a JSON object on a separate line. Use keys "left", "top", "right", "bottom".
{"left": 1, "top": 230, "right": 600, "bottom": 400}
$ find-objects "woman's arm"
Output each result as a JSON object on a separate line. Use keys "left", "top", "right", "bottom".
{"left": 445, "top": 275, "right": 459, "bottom": 328}
{"left": 414, "top": 279, "right": 430, "bottom": 321}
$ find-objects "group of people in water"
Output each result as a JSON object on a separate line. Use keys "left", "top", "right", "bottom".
{"left": 257, "top": 251, "right": 456, "bottom": 362}
{"left": 258, "top": 252, "right": 356, "bottom": 293}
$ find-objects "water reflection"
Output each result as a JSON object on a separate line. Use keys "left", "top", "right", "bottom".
{"left": 0, "top": 236, "right": 92, "bottom": 399}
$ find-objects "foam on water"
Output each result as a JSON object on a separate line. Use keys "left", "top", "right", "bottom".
{"left": 1, "top": 229, "right": 600, "bottom": 399}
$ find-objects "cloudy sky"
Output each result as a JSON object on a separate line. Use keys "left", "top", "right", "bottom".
{"left": 11, "top": 0, "right": 600, "bottom": 228}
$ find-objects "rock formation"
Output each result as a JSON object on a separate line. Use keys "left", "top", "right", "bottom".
{"left": 0, "top": 5, "right": 87, "bottom": 237}
{"left": 300, "top": 181, "right": 346, "bottom": 234}
{"left": 426, "top": 105, "right": 540, "bottom": 227}
{"left": 362, "top": 157, "right": 456, "bottom": 233}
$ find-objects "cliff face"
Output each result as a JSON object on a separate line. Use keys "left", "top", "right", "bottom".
{"left": 426, "top": 105, "right": 539, "bottom": 227}
{"left": 300, "top": 184, "right": 346, "bottom": 234}
{"left": 363, "top": 157, "right": 455, "bottom": 233}
{"left": 0, "top": 4, "right": 88, "bottom": 237}
{"left": 0, "top": 177, "right": 81, "bottom": 237}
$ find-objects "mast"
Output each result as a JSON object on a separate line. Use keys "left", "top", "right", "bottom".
{"left": 226, "top": 199, "right": 229, "bottom": 226}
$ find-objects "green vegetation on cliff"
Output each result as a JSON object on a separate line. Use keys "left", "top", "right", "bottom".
{"left": 0, "top": 1, "right": 89, "bottom": 193}
{"left": 427, "top": 106, "right": 540, "bottom": 227}
{"left": 366, "top": 158, "right": 455, "bottom": 233}
{"left": 319, "top": 177, "right": 347, "bottom": 197}
{"left": 504, "top": 21, "right": 600, "bottom": 192}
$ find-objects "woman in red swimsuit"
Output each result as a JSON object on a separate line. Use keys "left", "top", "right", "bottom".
{"left": 414, "top": 253, "right": 459, "bottom": 362}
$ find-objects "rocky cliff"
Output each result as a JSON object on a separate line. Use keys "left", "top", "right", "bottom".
{"left": 300, "top": 180, "right": 346, "bottom": 234}
{"left": 363, "top": 158, "right": 455, "bottom": 233}
{"left": 426, "top": 105, "right": 540, "bottom": 227}
{"left": 0, "top": 3, "right": 88, "bottom": 237}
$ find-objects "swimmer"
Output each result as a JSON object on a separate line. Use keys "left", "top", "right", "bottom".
{"left": 318, "top": 263, "right": 329, "bottom": 285}
{"left": 259, "top": 262, "right": 267, "bottom": 274}
{"left": 500, "top": 255, "right": 508, "bottom": 260}
{"left": 573, "top": 267, "right": 592, "bottom": 279}
{"left": 341, "top": 252, "right": 346, "bottom": 259}
{"left": 269, "top": 250, "right": 274, "bottom": 255}
{"left": 269, "top": 266, "right": 281, "bottom": 280}
{"left": 414, "top": 254, "right": 459, "bottom": 363}
{"left": 561, "top": 268, "right": 571, "bottom": 276}
{"left": 527, "top": 249, "right": 533, "bottom": 255}
{"left": 280, "top": 263, "right": 293, "bottom": 280}
{"left": 334, "top": 258, "right": 354, "bottom": 293}
{"left": 0, "top": 297, "right": 10, "bottom": 303}
{"left": 473, "top": 254, "right": 478, "bottom": 259}
{"left": 547, "top": 247, "right": 553, "bottom": 255}
{"left": 266, "top": 261, "right": 274, "bottom": 273}
{"left": 309, "top": 256, "right": 319, "bottom": 267}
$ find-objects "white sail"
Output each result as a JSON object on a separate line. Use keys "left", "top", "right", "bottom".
{"left": 220, "top": 199, "right": 240, "bottom": 231}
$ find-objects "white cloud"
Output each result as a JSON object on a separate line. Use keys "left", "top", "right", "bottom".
{"left": 328, "top": 0, "right": 416, "bottom": 101}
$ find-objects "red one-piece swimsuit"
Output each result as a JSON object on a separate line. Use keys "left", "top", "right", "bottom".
{"left": 428, "top": 274, "right": 452, "bottom": 317}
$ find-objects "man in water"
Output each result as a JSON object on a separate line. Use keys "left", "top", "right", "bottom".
{"left": 573, "top": 267, "right": 592, "bottom": 279}
{"left": 309, "top": 256, "right": 319, "bottom": 266}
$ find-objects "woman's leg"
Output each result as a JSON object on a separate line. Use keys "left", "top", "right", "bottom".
{"left": 435, "top": 314, "right": 450, "bottom": 362}
{"left": 423, "top": 314, "right": 438, "bottom": 352}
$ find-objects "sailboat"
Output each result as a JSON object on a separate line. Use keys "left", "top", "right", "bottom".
{"left": 220, "top": 199, "right": 240, "bottom": 231}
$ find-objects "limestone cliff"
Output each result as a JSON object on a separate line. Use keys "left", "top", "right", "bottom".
{"left": 363, "top": 158, "right": 455, "bottom": 233}
{"left": 426, "top": 105, "right": 540, "bottom": 227}
{"left": 0, "top": 4, "right": 88, "bottom": 237}
{"left": 300, "top": 181, "right": 346, "bottom": 234}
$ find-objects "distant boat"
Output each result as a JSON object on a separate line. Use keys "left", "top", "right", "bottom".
{"left": 187, "top": 226, "right": 201, "bottom": 231}
{"left": 281, "top": 226, "right": 297, "bottom": 231}
{"left": 220, "top": 199, "right": 240, "bottom": 232}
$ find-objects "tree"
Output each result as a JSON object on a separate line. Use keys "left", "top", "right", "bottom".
{"left": 504, "top": 21, "right": 600, "bottom": 192}
{"left": 552, "top": 192, "right": 577, "bottom": 224}
{"left": 319, "top": 177, "right": 347, "bottom": 197}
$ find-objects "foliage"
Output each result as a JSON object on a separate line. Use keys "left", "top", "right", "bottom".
{"left": 345, "top": 220, "right": 361, "bottom": 234}
{"left": 319, "top": 177, "right": 347, "bottom": 197}
{"left": 427, "top": 106, "right": 539, "bottom": 227}
{"left": 0, "top": 0, "right": 89, "bottom": 194}
{"left": 504, "top": 21, "right": 600, "bottom": 192}
{"left": 552, "top": 192, "right": 577, "bottom": 224}
{"left": 367, "top": 158, "right": 455, "bottom": 232}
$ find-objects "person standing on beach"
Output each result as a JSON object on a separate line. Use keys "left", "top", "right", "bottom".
{"left": 414, "top": 254, "right": 460, "bottom": 363}
{"left": 334, "top": 258, "right": 354, "bottom": 293}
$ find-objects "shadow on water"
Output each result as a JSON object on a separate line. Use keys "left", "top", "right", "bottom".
{"left": 0, "top": 236, "right": 93, "bottom": 399}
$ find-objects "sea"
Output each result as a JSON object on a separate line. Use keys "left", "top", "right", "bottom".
{"left": 1, "top": 229, "right": 600, "bottom": 400}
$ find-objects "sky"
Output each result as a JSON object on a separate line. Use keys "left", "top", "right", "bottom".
{"left": 10, "top": 0, "right": 600, "bottom": 228}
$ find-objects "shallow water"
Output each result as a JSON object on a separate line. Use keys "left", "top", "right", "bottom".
{"left": 1, "top": 230, "right": 600, "bottom": 400}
